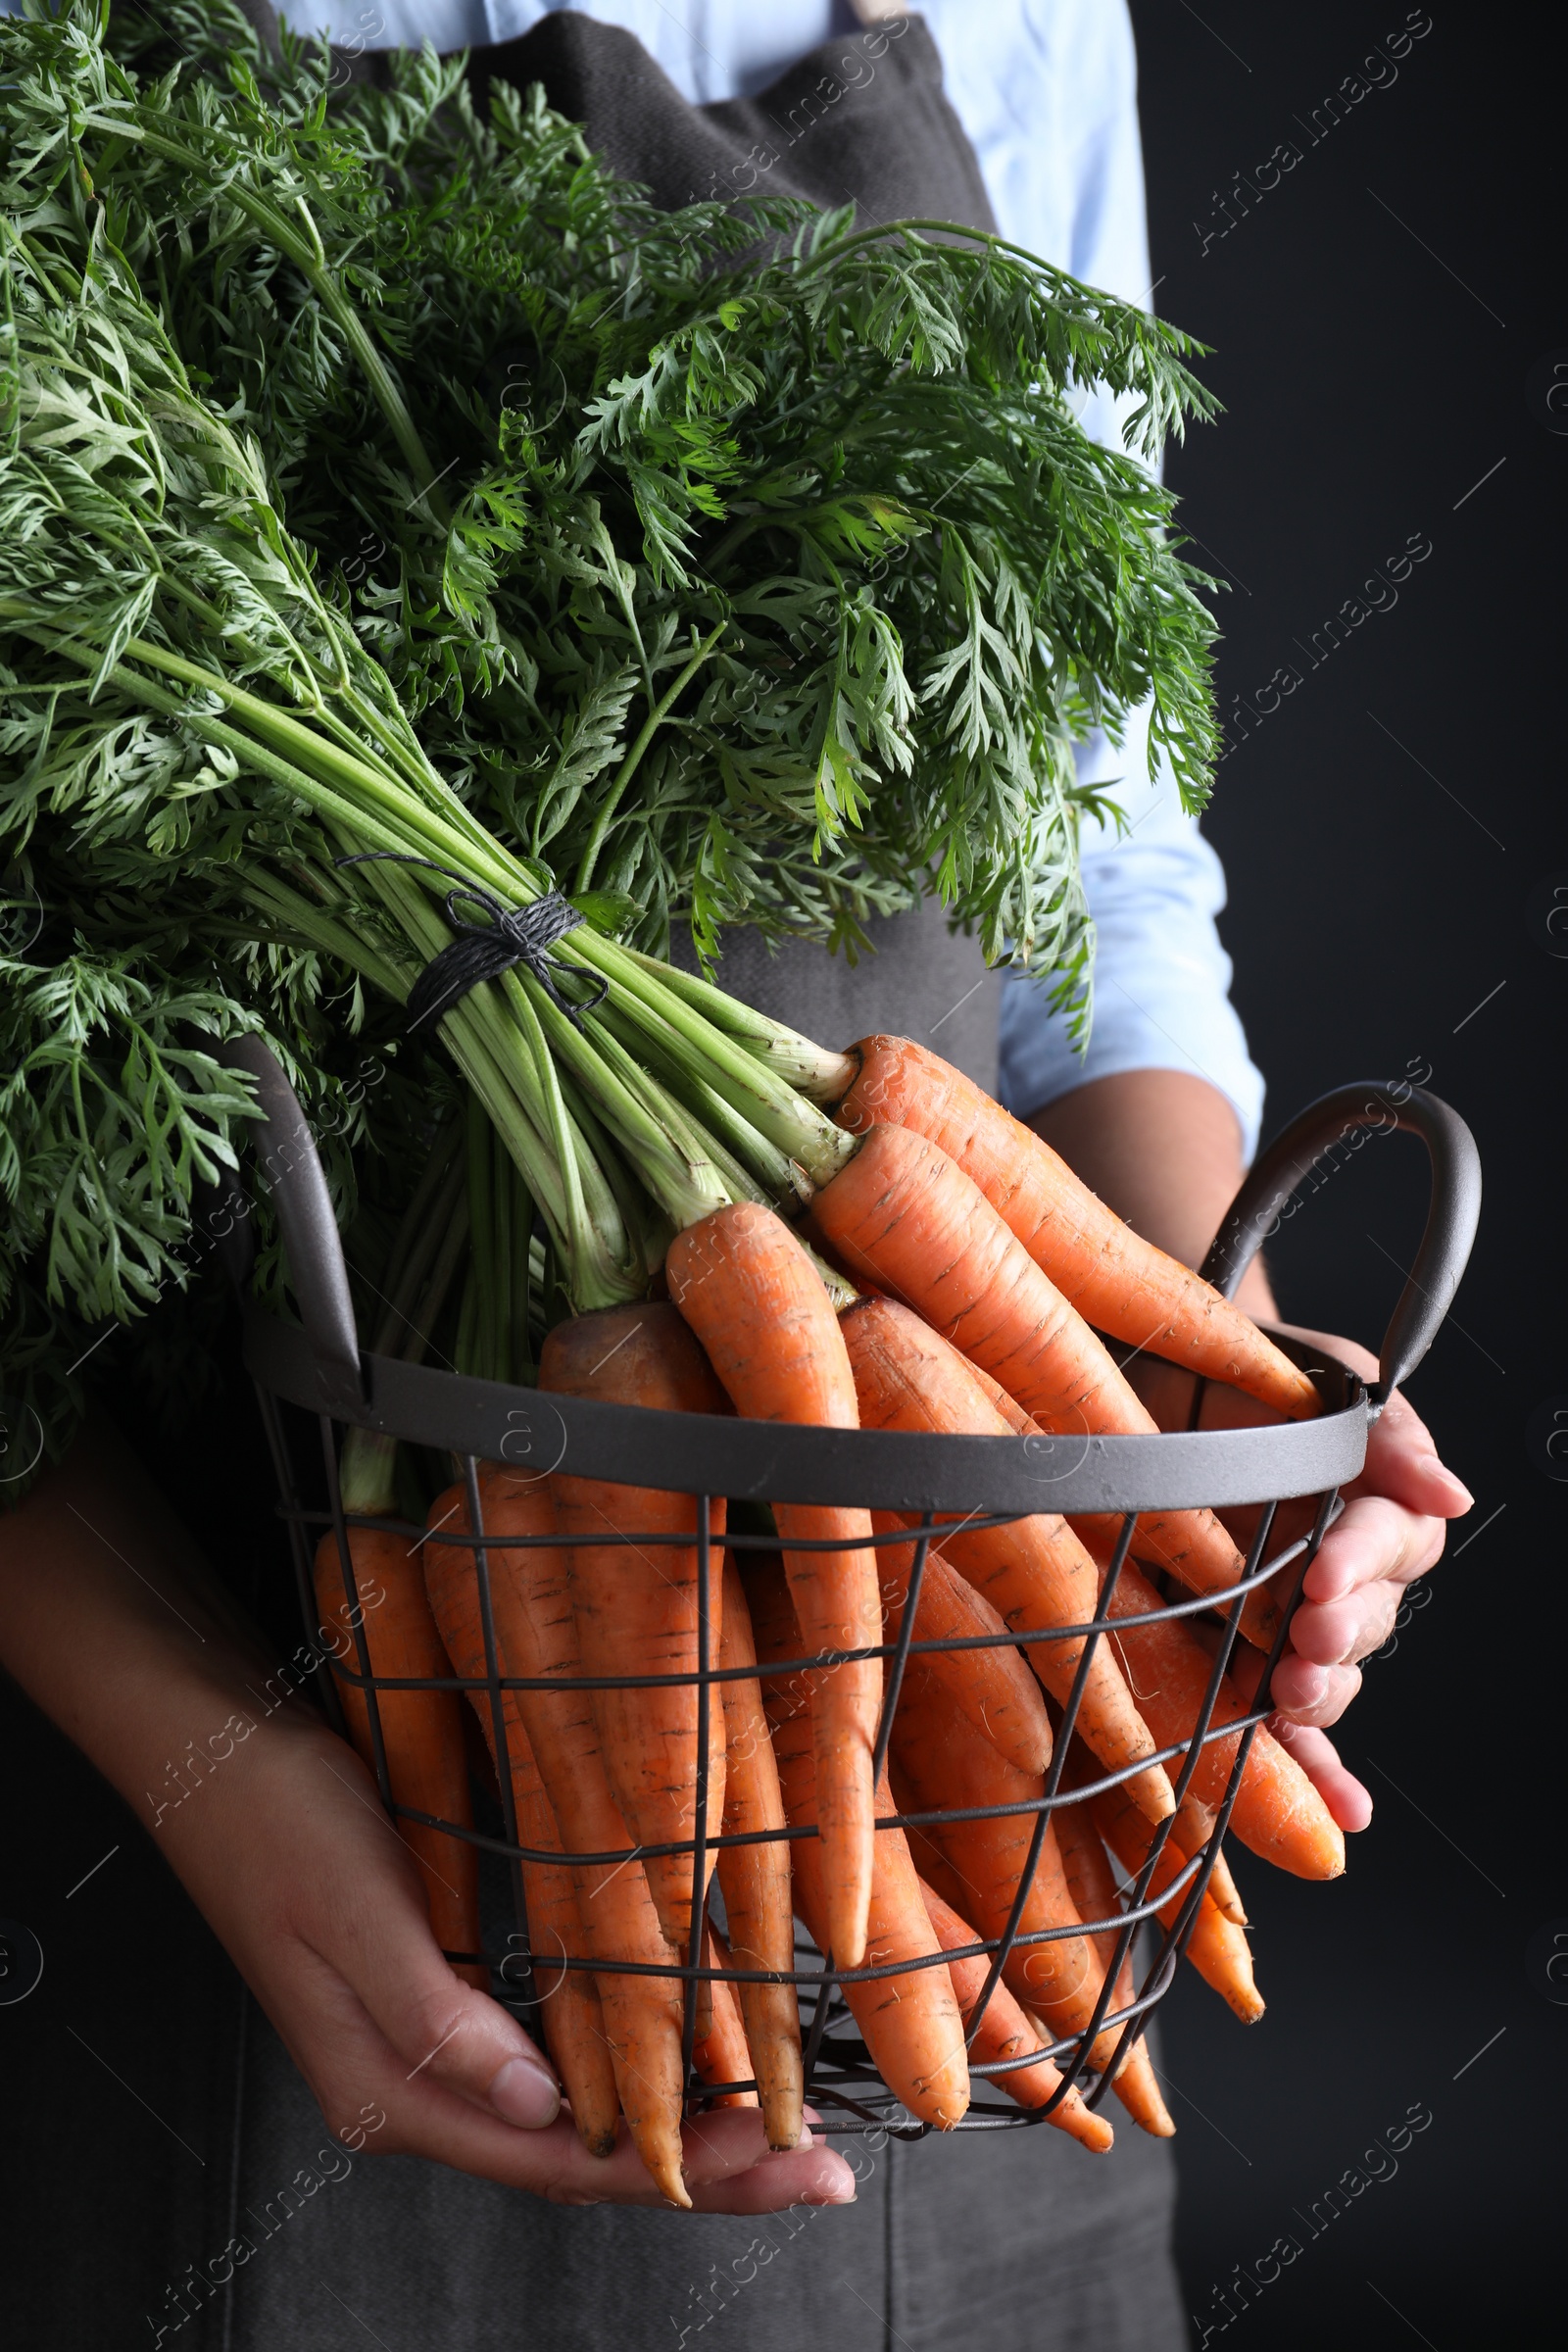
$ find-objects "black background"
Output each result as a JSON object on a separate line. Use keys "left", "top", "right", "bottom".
{"left": 1126, "top": 2, "right": 1565, "bottom": 2343}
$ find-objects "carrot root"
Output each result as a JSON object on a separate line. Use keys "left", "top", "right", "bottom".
{"left": 918, "top": 1880, "right": 1113, "bottom": 2153}
{"left": 834, "top": 1037, "right": 1318, "bottom": 1420}
{"left": 315, "top": 1527, "right": 486, "bottom": 1991}
{"left": 425, "top": 1473, "right": 692, "bottom": 2205}
{"left": 669, "top": 1206, "right": 882, "bottom": 1970}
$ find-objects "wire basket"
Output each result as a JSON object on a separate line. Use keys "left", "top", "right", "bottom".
{"left": 214, "top": 1043, "right": 1478, "bottom": 2141}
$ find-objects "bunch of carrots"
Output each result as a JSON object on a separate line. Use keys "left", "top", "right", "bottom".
{"left": 313, "top": 1036, "right": 1343, "bottom": 2207}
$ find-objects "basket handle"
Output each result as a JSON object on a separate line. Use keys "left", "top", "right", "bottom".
{"left": 216, "top": 1036, "right": 366, "bottom": 1412}
{"left": 1199, "top": 1082, "right": 1481, "bottom": 1403}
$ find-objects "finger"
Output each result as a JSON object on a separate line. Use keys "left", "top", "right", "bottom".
{"left": 677, "top": 2106, "right": 804, "bottom": 2184}
{"left": 304, "top": 1822, "right": 562, "bottom": 2130}
{"left": 1266, "top": 1717, "right": 1372, "bottom": 1834}
{"left": 689, "top": 2142, "right": 858, "bottom": 2214}
{"left": 546, "top": 2116, "right": 857, "bottom": 2211}
{"left": 1301, "top": 1494, "right": 1446, "bottom": 1608}
{"left": 1352, "top": 1388, "right": 1472, "bottom": 1519}
{"left": 1290, "top": 1579, "right": 1405, "bottom": 1672}
{"left": 1266, "top": 1650, "right": 1363, "bottom": 1725}
{"left": 302, "top": 1987, "right": 856, "bottom": 2210}
{"left": 679, "top": 2114, "right": 858, "bottom": 2212}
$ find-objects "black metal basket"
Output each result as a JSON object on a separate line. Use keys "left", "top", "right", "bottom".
{"left": 216, "top": 1044, "right": 1479, "bottom": 2141}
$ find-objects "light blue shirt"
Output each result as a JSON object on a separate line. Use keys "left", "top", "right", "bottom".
{"left": 214, "top": 0, "right": 1272, "bottom": 1152}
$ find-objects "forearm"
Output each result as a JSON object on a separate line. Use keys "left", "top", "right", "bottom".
{"left": 0, "top": 1415, "right": 319, "bottom": 1835}
{"left": 1028, "top": 1067, "right": 1276, "bottom": 1319}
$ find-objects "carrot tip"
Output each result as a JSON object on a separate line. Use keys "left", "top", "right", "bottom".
{"left": 1126, "top": 1764, "right": 1177, "bottom": 1825}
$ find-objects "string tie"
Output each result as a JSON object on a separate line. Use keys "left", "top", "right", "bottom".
{"left": 335, "top": 854, "right": 607, "bottom": 1033}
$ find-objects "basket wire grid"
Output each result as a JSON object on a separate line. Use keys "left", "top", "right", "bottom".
{"left": 222, "top": 1048, "right": 1480, "bottom": 2141}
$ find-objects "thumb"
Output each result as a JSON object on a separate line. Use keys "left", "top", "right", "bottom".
{"left": 321, "top": 1834, "right": 563, "bottom": 2131}
{"left": 360, "top": 1933, "right": 562, "bottom": 2131}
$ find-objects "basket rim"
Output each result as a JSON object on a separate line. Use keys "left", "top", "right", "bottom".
{"left": 243, "top": 1303, "right": 1370, "bottom": 1511}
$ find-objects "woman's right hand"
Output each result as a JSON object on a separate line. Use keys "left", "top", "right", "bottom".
{"left": 172, "top": 1709, "right": 857, "bottom": 2209}
{"left": 0, "top": 1428, "right": 856, "bottom": 2212}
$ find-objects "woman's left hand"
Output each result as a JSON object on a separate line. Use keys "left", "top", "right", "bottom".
{"left": 1227, "top": 1327, "right": 1472, "bottom": 1835}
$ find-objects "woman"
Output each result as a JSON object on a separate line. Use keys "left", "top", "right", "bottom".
{"left": 0, "top": 5, "right": 1470, "bottom": 2346}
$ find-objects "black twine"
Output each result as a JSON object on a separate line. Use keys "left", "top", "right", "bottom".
{"left": 336, "top": 854, "right": 608, "bottom": 1033}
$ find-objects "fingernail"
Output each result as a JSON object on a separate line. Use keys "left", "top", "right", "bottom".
{"left": 804, "top": 2189, "right": 857, "bottom": 2205}
{"left": 1440, "top": 1470, "right": 1475, "bottom": 1512}
{"left": 488, "top": 2054, "right": 561, "bottom": 2129}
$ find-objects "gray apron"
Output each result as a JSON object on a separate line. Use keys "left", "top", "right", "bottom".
{"left": 0, "top": 17, "right": 1184, "bottom": 2349}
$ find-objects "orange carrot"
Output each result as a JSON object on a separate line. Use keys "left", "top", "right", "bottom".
{"left": 1053, "top": 1787, "right": 1130, "bottom": 1975}
{"left": 888, "top": 1663, "right": 1172, "bottom": 2136}
{"left": 1044, "top": 1792, "right": 1175, "bottom": 2138}
{"left": 916, "top": 1879, "right": 1113, "bottom": 2152}
{"left": 415, "top": 1522, "right": 620, "bottom": 2156}
{"left": 1094, "top": 1780, "right": 1264, "bottom": 2025}
{"left": 748, "top": 1565, "right": 969, "bottom": 2130}
{"left": 1069, "top": 1507, "right": 1277, "bottom": 1651}
{"left": 1053, "top": 1788, "right": 1128, "bottom": 1976}
{"left": 955, "top": 1356, "right": 1269, "bottom": 1652}
{"left": 886, "top": 1662, "right": 1100, "bottom": 2038}
{"left": 714, "top": 1556, "right": 806, "bottom": 2150}
{"left": 843, "top": 1298, "right": 1172, "bottom": 1825}
{"left": 502, "top": 1715, "right": 626, "bottom": 2151}
{"left": 692, "top": 1925, "right": 760, "bottom": 2109}
{"left": 1103, "top": 1559, "right": 1346, "bottom": 1881}
{"left": 959, "top": 1356, "right": 1042, "bottom": 1437}
{"left": 315, "top": 1525, "right": 486, "bottom": 1991}
{"left": 834, "top": 1036, "right": 1318, "bottom": 1419}
{"left": 539, "top": 1304, "right": 729, "bottom": 1951}
{"left": 668, "top": 1205, "right": 882, "bottom": 1971}
{"left": 814, "top": 1124, "right": 1246, "bottom": 1601}
{"left": 870, "top": 1512, "right": 1053, "bottom": 1777}
{"left": 424, "top": 1473, "right": 691, "bottom": 2205}
{"left": 1174, "top": 1792, "right": 1247, "bottom": 1928}
{"left": 1057, "top": 1729, "right": 1246, "bottom": 1932}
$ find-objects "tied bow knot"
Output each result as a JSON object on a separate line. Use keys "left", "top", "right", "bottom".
{"left": 335, "top": 854, "right": 608, "bottom": 1033}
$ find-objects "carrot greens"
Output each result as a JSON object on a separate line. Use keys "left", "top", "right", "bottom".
{"left": 0, "top": 1, "right": 1222, "bottom": 1482}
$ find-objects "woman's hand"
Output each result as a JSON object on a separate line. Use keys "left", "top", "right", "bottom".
{"left": 1225, "top": 1326, "right": 1470, "bottom": 1836}
{"left": 1034, "top": 1070, "right": 1475, "bottom": 1839}
{"left": 0, "top": 1425, "right": 856, "bottom": 2214}
{"left": 1123, "top": 1327, "right": 1470, "bottom": 1836}
{"left": 170, "top": 1710, "right": 856, "bottom": 2211}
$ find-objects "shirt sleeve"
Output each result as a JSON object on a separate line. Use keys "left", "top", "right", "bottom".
{"left": 945, "top": 0, "right": 1266, "bottom": 1158}
{"left": 997, "top": 705, "right": 1266, "bottom": 1157}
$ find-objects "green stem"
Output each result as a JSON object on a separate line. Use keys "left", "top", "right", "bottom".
{"left": 114, "top": 634, "right": 491, "bottom": 860}
{"left": 614, "top": 946, "right": 857, "bottom": 1098}
{"left": 366, "top": 1125, "right": 465, "bottom": 1356}
{"left": 86, "top": 115, "right": 449, "bottom": 520}
{"left": 561, "top": 932, "right": 857, "bottom": 1184}
{"left": 591, "top": 997, "right": 797, "bottom": 1200}
{"left": 0, "top": 610, "right": 476, "bottom": 882}
{"left": 574, "top": 622, "right": 727, "bottom": 892}
{"left": 497, "top": 967, "right": 633, "bottom": 1309}
{"left": 465, "top": 1091, "right": 499, "bottom": 1383}
{"left": 340, "top": 1137, "right": 466, "bottom": 1512}
{"left": 238, "top": 868, "right": 413, "bottom": 1004}
{"left": 519, "top": 969, "right": 735, "bottom": 1231}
